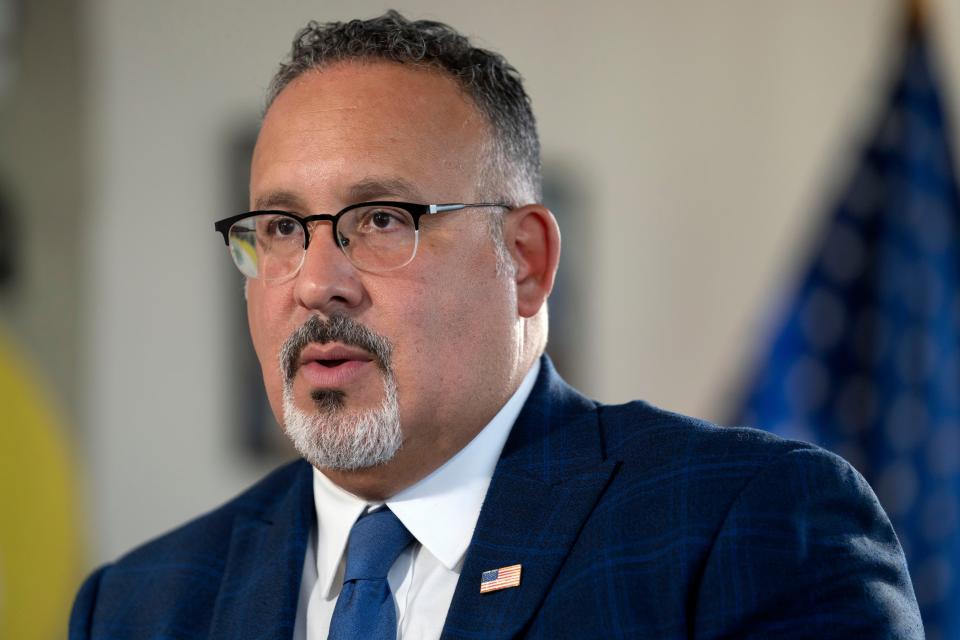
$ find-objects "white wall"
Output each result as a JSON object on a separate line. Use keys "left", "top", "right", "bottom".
{"left": 82, "top": 0, "right": 960, "bottom": 563}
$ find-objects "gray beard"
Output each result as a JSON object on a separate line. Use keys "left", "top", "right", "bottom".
{"left": 277, "top": 313, "right": 402, "bottom": 471}
{"left": 281, "top": 371, "right": 402, "bottom": 471}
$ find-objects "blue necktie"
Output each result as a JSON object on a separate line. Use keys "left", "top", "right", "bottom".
{"left": 328, "top": 507, "right": 414, "bottom": 640}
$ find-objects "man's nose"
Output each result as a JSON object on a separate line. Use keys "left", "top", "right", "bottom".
{"left": 293, "top": 224, "right": 365, "bottom": 313}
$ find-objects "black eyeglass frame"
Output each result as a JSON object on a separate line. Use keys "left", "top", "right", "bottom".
{"left": 214, "top": 201, "right": 510, "bottom": 252}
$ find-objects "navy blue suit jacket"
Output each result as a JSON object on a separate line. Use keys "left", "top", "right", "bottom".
{"left": 71, "top": 357, "right": 922, "bottom": 638}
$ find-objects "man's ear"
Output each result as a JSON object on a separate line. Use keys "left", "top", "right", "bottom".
{"left": 503, "top": 205, "right": 561, "bottom": 318}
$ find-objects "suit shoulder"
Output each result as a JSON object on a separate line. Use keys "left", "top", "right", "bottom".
{"left": 110, "top": 458, "right": 309, "bottom": 567}
{"left": 697, "top": 439, "right": 922, "bottom": 636}
{"left": 599, "top": 398, "right": 815, "bottom": 464}
{"left": 593, "top": 399, "right": 874, "bottom": 519}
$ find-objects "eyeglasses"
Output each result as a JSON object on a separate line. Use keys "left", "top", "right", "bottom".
{"left": 214, "top": 201, "right": 510, "bottom": 280}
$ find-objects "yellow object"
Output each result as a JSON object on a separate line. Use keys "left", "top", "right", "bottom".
{"left": 0, "top": 329, "right": 84, "bottom": 639}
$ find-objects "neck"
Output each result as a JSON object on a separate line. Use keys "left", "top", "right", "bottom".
{"left": 319, "top": 401, "right": 507, "bottom": 501}
{"left": 320, "top": 353, "right": 540, "bottom": 500}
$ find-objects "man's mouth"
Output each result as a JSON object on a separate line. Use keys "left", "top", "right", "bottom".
{"left": 299, "top": 344, "right": 373, "bottom": 366}
{"left": 314, "top": 359, "right": 348, "bottom": 367}
{"left": 295, "top": 344, "right": 374, "bottom": 388}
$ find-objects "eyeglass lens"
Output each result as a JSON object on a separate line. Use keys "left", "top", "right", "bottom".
{"left": 228, "top": 205, "right": 420, "bottom": 279}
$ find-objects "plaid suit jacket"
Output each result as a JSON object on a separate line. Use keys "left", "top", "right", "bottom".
{"left": 71, "top": 357, "right": 922, "bottom": 638}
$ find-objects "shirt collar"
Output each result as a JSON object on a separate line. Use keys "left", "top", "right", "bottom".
{"left": 312, "top": 469, "right": 369, "bottom": 599}
{"left": 311, "top": 359, "right": 540, "bottom": 597}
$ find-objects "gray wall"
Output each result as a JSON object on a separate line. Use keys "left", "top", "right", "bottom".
{"left": 1, "top": 0, "right": 85, "bottom": 424}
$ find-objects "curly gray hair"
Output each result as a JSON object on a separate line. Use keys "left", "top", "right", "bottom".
{"left": 266, "top": 10, "right": 542, "bottom": 211}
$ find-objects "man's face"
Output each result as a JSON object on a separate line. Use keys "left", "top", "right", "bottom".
{"left": 248, "top": 61, "right": 522, "bottom": 491}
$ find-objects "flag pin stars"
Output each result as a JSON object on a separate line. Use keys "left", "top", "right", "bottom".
{"left": 480, "top": 564, "right": 522, "bottom": 593}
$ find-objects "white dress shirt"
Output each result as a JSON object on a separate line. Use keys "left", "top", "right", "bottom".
{"left": 293, "top": 360, "right": 540, "bottom": 640}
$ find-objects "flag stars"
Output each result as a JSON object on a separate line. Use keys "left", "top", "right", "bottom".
{"left": 909, "top": 195, "right": 952, "bottom": 254}
{"left": 800, "top": 288, "right": 848, "bottom": 352}
{"left": 784, "top": 356, "right": 831, "bottom": 415}
{"left": 884, "top": 392, "right": 930, "bottom": 454}
{"left": 895, "top": 328, "right": 939, "bottom": 384}
{"left": 875, "top": 460, "right": 919, "bottom": 519}
{"left": 833, "top": 375, "right": 879, "bottom": 434}
{"left": 926, "top": 422, "right": 960, "bottom": 477}
{"left": 934, "top": 357, "right": 960, "bottom": 407}
{"left": 900, "top": 263, "right": 946, "bottom": 319}
{"left": 821, "top": 221, "right": 867, "bottom": 285}
{"left": 852, "top": 307, "right": 894, "bottom": 367}
{"left": 914, "top": 554, "right": 953, "bottom": 608}
{"left": 920, "top": 488, "right": 959, "bottom": 544}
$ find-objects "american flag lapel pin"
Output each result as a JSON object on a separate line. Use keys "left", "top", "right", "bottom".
{"left": 479, "top": 564, "right": 522, "bottom": 593}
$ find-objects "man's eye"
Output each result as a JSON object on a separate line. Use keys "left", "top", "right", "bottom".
{"left": 266, "top": 217, "right": 300, "bottom": 237}
{"left": 359, "top": 208, "right": 409, "bottom": 232}
{"left": 372, "top": 211, "right": 394, "bottom": 228}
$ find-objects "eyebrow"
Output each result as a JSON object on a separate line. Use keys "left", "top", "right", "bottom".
{"left": 345, "top": 177, "right": 425, "bottom": 203}
{"left": 253, "top": 177, "right": 428, "bottom": 213}
{"left": 253, "top": 190, "right": 308, "bottom": 211}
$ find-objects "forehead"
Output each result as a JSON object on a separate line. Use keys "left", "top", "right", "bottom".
{"left": 251, "top": 61, "right": 489, "bottom": 207}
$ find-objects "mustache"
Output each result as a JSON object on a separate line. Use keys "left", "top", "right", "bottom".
{"left": 279, "top": 314, "right": 393, "bottom": 384}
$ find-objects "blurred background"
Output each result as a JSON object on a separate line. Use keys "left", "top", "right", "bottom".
{"left": 3, "top": 0, "right": 960, "bottom": 638}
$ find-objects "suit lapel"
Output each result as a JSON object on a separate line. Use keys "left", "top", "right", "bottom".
{"left": 441, "top": 357, "right": 619, "bottom": 639}
{"left": 208, "top": 460, "right": 313, "bottom": 640}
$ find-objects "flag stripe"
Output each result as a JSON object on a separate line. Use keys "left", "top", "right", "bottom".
{"left": 479, "top": 564, "right": 522, "bottom": 593}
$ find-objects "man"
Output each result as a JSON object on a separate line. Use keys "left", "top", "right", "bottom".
{"left": 71, "top": 11, "right": 922, "bottom": 639}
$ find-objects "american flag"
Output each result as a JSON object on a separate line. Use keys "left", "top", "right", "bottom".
{"left": 479, "top": 564, "right": 522, "bottom": 593}
{"left": 737, "top": 22, "right": 960, "bottom": 640}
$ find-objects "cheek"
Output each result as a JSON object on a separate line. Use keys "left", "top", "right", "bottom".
{"left": 246, "top": 284, "right": 292, "bottom": 412}
{"left": 246, "top": 285, "right": 274, "bottom": 361}
{"left": 387, "top": 259, "right": 512, "bottom": 375}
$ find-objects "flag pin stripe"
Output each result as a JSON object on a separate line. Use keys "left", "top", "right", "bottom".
{"left": 479, "top": 563, "right": 522, "bottom": 593}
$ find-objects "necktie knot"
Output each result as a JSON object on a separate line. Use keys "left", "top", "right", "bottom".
{"left": 343, "top": 507, "right": 413, "bottom": 582}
